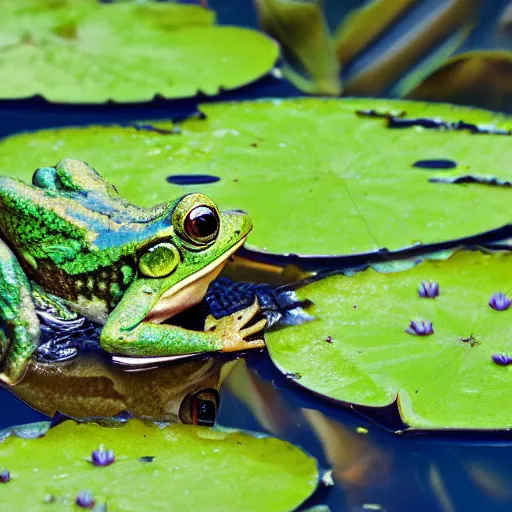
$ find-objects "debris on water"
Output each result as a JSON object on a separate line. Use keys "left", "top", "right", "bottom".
{"left": 406, "top": 320, "right": 434, "bottom": 336}
{"left": 90, "top": 446, "right": 115, "bottom": 467}
{"left": 459, "top": 335, "right": 479, "bottom": 347}
{"left": 325, "top": 335, "right": 333, "bottom": 343}
{"left": 361, "top": 504, "right": 385, "bottom": 511}
{"left": 492, "top": 354, "right": 512, "bottom": 366}
{"left": 139, "top": 456, "right": 155, "bottom": 463}
{"left": 0, "top": 469, "right": 11, "bottom": 483}
{"left": 321, "top": 469, "right": 334, "bottom": 487}
{"left": 488, "top": 292, "right": 511, "bottom": 311}
{"left": 413, "top": 159, "right": 456, "bottom": 170}
{"left": 285, "top": 372, "right": 302, "bottom": 380}
{"left": 356, "top": 427, "right": 369, "bottom": 435}
{"left": 418, "top": 280, "right": 440, "bottom": 298}
{"left": 75, "top": 491, "right": 96, "bottom": 509}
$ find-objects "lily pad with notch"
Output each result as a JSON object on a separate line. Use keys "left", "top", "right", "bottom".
{"left": 0, "top": 98, "right": 511, "bottom": 259}
{"left": 265, "top": 250, "right": 512, "bottom": 430}
{"left": 0, "top": 419, "right": 319, "bottom": 511}
{"left": 0, "top": 0, "right": 279, "bottom": 103}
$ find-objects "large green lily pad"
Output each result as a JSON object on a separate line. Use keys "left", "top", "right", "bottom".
{"left": 0, "top": 98, "right": 510, "bottom": 256}
{"left": 266, "top": 251, "right": 512, "bottom": 430}
{"left": 0, "top": 420, "right": 318, "bottom": 511}
{"left": 0, "top": 0, "right": 278, "bottom": 103}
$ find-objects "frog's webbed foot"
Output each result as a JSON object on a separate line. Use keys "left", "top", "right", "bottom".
{"left": 204, "top": 298, "right": 267, "bottom": 352}
{"left": 36, "top": 307, "right": 102, "bottom": 363}
{"left": 37, "top": 338, "right": 79, "bottom": 363}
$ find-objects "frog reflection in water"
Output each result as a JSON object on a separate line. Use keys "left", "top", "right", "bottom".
{"left": 0, "top": 159, "right": 265, "bottom": 385}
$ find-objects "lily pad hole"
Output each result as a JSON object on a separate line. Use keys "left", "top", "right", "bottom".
{"left": 413, "top": 159, "right": 457, "bottom": 170}
{"left": 167, "top": 174, "right": 221, "bottom": 185}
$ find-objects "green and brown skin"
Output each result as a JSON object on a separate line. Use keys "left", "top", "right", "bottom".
{"left": 0, "top": 158, "right": 265, "bottom": 385}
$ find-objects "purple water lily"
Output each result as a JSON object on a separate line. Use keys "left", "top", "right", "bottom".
{"left": 492, "top": 353, "right": 512, "bottom": 366}
{"left": 0, "top": 470, "right": 10, "bottom": 483}
{"left": 91, "top": 447, "right": 115, "bottom": 467}
{"left": 406, "top": 320, "right": 434, "bottom": 336}
{"left": 76, "top": 491, "right": 95, "bottom": 509}
{"left": 418, "top": 280, "right": 439, "bottom": 299}
{"left": 488, "top": 292, "right": 511, "bottom": 311}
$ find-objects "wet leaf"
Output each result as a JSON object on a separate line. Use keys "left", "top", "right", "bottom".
{"left": 0, "top": 420, "right": 318, "bottom": 511}
{"left": 0, "top": 0, "right": 278, "bottom": 103}
{"left": 0, "top": 98, "right": 510, "bottom": 257}
{"left": 266, "top": 251, "right": 512, "bottom": 429}
{"left": 254, "top": 0, "right": 341, "bottom": 95}
{"left": 334, "top": 0, "right": 419, "bottom": 66}
{"left": 341, "top": 0, "right": 479, "bottom": 96}
{"left": 407, "top": 51, "right": 512, "bottom": 112}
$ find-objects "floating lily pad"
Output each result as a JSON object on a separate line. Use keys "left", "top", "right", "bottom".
{"left": 266, "top": 251, "right": 512, "bottom": 430}
{"left": 0, "top": 0, "right": 278, "bottom": 103}
{"left": 0, "top": 98, "right": 510, "bottom": 257}
{"left": 0, "top": 420, "right": 318, "bottom": 511}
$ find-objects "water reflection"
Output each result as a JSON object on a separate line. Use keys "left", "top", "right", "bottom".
{"left": 219, "top": 353, "right": 512, "bottom": 512}
{"left": 2, "top": 350, "right": 236, "bottom": 425}
{"left": 2, "top": 348, "right": 512, "bottom": 511}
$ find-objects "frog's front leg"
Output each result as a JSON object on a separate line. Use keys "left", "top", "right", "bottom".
{"left": 100, "top": 282, "right": 266, "bottom": 358}
{"left": 0, "top": 241, "right": 40, "bottom": 385}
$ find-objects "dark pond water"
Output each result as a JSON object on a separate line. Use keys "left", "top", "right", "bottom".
{"left": 1, "top": 1, "right": 512, "bottom": 511}
{"left": 3, "top": 350, "right": 512, "bottom": 512}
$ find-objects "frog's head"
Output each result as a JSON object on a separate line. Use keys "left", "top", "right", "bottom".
{"left": 133, "top": 192, "right": 252, "bottom": 325}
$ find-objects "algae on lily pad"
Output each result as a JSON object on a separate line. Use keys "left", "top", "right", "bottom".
{"left": 266, "top": 251, "right": 512, "bottom": 430}
{"left": 0, "top": 98, "right": 511, "bottom": 257}
{"left": 0, "top": 420, "right": 318, "bottom": 511}
{"left": 0, "top": 0, "right": 278, "bottom": 103}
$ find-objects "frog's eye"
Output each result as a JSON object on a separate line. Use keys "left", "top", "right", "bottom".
{"left": 183, "top": 205, "right": 219, "bottom": 245}
{"left": 179, "top": 389, "right": 218, "bottom": 426}
{"left": 139, "top": 242, "right": 180, "bottom": 278}
{"left": 173, "top": 194, "right": 221, "bottom": 249}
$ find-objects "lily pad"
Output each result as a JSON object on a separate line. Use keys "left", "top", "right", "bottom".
{"left": 0, "top": 98, "right": 511, "bottom": 257}
{"left": 0, "top": 0, "right": 278, "bottom": 103}
{"left": 266, "top": 251, "right": 512, "bottom": 430}
{"left": 0, "top": 420, "right": 318, "bottom": 511}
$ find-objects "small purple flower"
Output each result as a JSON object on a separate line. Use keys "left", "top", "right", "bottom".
{"left": 488, "top": 292, "right": 511, "bottom": 311}
{"left": 418, "top": 280, "right": 439, "bottom": 299}
{"left": 76, "top": 491, "right": 95, "bottom": 509}
{"left": 492, "top": 353, "right": 512, "bottom": 366}
{"left": 90, "top": 447, "right": 115, "bottom": 467}
{"left": 406, "top": 320, "right": 434, "bottom": 336}
{"left": 0, "top": 470, "right": 10, "bottom": 483}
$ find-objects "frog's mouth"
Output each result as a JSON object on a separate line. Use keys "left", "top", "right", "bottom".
{"left": 144, "top": 238, "right": 247, "bottom": 325}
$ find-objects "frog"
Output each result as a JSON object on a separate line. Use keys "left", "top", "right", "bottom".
{"left": 0, "top": 158, "right": 266, "bottom": 385}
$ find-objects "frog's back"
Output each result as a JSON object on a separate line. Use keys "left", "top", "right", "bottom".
{"left": 0, "top": 163, "right": 174, "bottom": 322}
